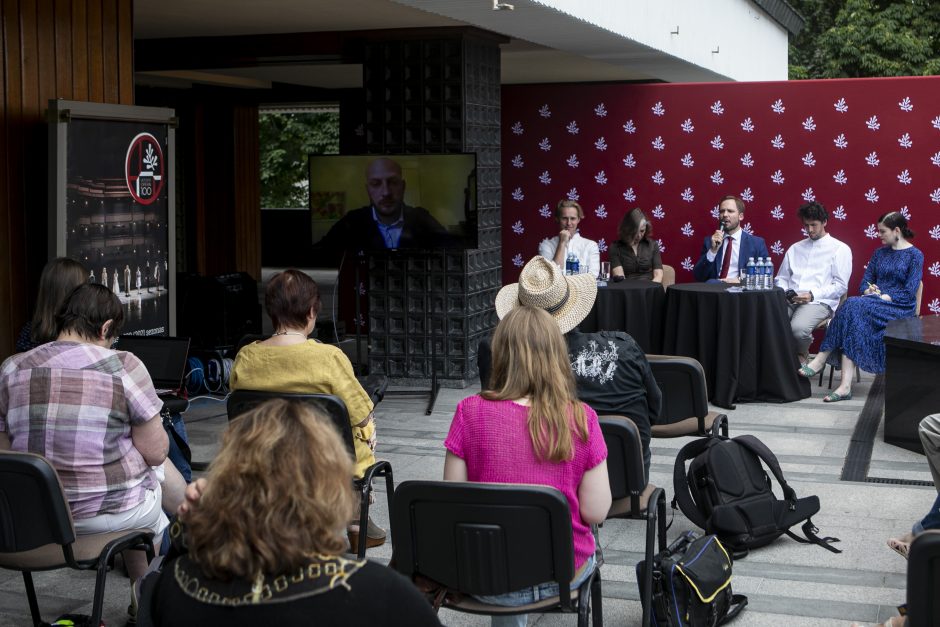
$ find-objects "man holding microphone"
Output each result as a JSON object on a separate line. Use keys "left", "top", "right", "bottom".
{"left": 693, "top": 195, "right": 769, "bottom": 283}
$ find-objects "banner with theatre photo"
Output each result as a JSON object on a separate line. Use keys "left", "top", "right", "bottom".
{"left": 49, "top": 101, "right": 177, "bottom": 336}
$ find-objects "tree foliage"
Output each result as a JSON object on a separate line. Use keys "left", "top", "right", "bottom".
{"left": 259, "top": 111, "right": 339, "bottom": 208}
{"left": 788, "top": 0, "right": 940, "bottom": 79}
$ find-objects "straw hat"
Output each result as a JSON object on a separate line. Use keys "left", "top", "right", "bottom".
{"left": 495, "top": 256, "right": 597, "bottom": 334}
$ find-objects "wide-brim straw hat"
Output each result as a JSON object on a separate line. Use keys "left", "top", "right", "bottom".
{"left": 495, "top": 256, "right": 597, "bottom": 334}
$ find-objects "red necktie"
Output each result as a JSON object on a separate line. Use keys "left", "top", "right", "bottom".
{"left": 719, "top": 236, "right": 733, "bottom": 279}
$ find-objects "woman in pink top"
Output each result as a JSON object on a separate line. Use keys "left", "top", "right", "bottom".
{"left": 444, "top": 306, "right": 611, "bottom": 627}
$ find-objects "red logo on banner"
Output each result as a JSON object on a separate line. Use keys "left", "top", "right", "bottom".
{"left": 125, "top": 132, "right": 164, "bottom": 205}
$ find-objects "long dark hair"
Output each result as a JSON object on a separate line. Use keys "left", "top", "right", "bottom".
{"left": 878, "top": 211, "right": 915, "bottom": 240}
{"left": 618, "top": 208, "right": 652, "bottom": 244}
{"left": 30, "top": 257, "right": 88, "bottom": 345}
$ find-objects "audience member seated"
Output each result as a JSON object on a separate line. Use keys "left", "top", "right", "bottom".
{"left": 800, "top": 212, "right": 923, "bottom": 402}
{"left": 229, "top": 268, "right": 385, "bottom": 549}
{"left": 0, "top": 283, "right": 171, "bottom": 583}
{"left": 15, "top": 256, "right": 87, "bottom": 353}
{"left": 148, "top": 400, "right": 442, "bottom": 627}
{"left": 538, "top": 199, "right": 600, "bottom": 276}
{"left": 609, "top": 208, "right": 663, "bottom": 282}
{"left": 774, "top": 202, "right": 852, "bottom": 363}
{"left": 445, "top": 305, "right": 611, "bottom": 627}
{"left": 887, "top": 413, "right": 940, "bottom": 559}
{"left": 693, "top": 194, "right": 769, "bottom": 283}
{"left": 480, "top": 256, "right": 661, "bottom": 481}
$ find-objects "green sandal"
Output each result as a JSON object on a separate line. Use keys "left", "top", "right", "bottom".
{"left": 798, "top": 364, "right": 818, "bottom": 378}
{"left": 823, "top": 391, "right": 852, "bottom": 403}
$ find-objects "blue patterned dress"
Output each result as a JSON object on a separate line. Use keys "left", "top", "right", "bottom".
{"left": 821, "top": 245, "right": 923, "bottom": 373}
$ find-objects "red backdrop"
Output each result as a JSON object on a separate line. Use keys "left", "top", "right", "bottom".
{"left": 501, "top": 77, "right": 940, "bottom": 314}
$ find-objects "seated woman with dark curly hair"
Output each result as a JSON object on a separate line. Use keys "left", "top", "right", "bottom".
{"left": 147, "top": 399, "right": 441, "bottom": 627}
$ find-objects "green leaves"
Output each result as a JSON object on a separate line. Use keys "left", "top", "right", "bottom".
{"left": 789, "top": 0, "right": 940, "bottom": 78}
{"left": 260, "top": 111, "right": 339, "bottom": 208}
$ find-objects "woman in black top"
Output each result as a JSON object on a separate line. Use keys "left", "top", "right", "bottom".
{"left": 147, "top": 399, "right": 441, "bottom": 627}
{"left": 609, "top": 208, "right": 663, "bottom": 282}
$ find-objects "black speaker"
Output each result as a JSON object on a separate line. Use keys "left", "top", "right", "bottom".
{"left": 177, "top": 272, "right": 262, "bottom": 350}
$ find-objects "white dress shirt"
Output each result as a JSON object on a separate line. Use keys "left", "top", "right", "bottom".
{"left": 705, "top": 229, "right": 743, "bottom": 279}
{"left": 538, "top": 232, "right": 600, "bottom": 277}
{"left": 774, "top": 234, "right": 852, "bottom": 311}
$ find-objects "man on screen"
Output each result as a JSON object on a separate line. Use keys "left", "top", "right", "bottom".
{"left": 693, "top": 195, "right": 769, "bottom": 283}
{"left": 316, "top": 157, "right": 451, "bottom": 253}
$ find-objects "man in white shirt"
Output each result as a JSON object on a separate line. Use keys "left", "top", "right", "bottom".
{"left": 774, "top": 202, "right": 852, "bottom": 361}
{"left": 538, "top": 199, "right": 600, "bottom": 277}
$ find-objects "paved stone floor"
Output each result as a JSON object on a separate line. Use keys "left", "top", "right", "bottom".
{"left": 1, "top": 370, "right": 930, "bottom": 626}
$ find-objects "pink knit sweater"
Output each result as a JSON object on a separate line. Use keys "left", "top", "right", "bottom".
{"left": 444, "top": 395, "right": 608, "bottom": 569}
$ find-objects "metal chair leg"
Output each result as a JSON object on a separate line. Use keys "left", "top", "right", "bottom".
{"left": 89, "top": 560, "right": 110, "bottom": 627}
{"left": 591, "top": 571, "right": 604, "bottom": 627}
{"left": 357, "top": 482, "right": 371, "bottom": 559}
{"left": 23, "top": 571, "right": 42, "bottom": 627}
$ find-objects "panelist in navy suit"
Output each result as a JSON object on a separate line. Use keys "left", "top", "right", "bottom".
{"left": 693, "top": 195, "right": 769, "bottom": 283}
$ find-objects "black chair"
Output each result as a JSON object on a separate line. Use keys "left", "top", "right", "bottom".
{"left": 647, "top": 355, "right": 729, "bottom": 438}
{"left": 226, "top": 390, "right": 393, "bottom": 559}
{"left": 907, "top": 529, "right": 940, "bottom": 627}
{"left": 599, "top": 416, "right": 666, "bottom": 627}
{"left": 391, "top": 480, "right": 603, "bottom": 627}
{"left": 0, "top": 451, "right": 155, "bottom": 627}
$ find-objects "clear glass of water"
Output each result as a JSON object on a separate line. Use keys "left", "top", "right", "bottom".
{"left": 599, "top": 261, "right": 611, "bottom": 282}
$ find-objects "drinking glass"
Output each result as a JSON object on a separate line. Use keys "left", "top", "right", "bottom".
{"left": 599, "top": 261, "right": 611, "bottom": 282}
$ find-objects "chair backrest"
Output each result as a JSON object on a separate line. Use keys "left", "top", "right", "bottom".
{"left": 645, "top": 355, "right": 709, "bottom": 423}
{"left": 662, "top": 264, "right": 676, "bottom": 288}
{"left": 598, "top": 416, "right": 646, "bottom": 503}
{"left": 391, "top": 481, "right": 576, "bottom": 602}
{"left": 226, "top": 390, "right": 356, "bottom": 459}
{"left": 0, "top": 451, "right": 76, "bottom": 552}
{"left": 908, "top": 529, "right": 940, "bottom": 627}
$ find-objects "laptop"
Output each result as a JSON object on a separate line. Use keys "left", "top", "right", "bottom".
{"left": 115, "top": 335, "right": 191, "bottom": 396}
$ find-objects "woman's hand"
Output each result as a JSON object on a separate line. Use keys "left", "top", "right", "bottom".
{"left": 864, "top": 283, "right": 880, "bottom": 295}
{"left": 880, "top": 293, "right": 892, "bottom": 302}
{"left": 177, "top": 478, "right": 207, "bottom": 519}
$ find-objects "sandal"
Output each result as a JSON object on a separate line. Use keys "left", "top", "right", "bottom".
{"left": 887, "top": 533, "right": 914, "bottom": 560}
{"left": 823, "top": 391, "right": 852, "bottom": 402}
{"left": 798, "top": 364, "right": 818, "bottom": 378}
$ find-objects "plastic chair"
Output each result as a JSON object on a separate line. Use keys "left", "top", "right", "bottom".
{"left": 0, "top": 451, "right": 155, "bottom": 627}
{"left": 907, "top": 529, "right": 940, "bottom": 627}
{"left": 646, "top": 355, "right": 729, "bottom": 438}
{"left": 391, "top": 480, "right": 603, "bottom": 627}
{"left": 226, "top": 390, "right": 394, "bottom": 558}
{"left": 599, "top": 416, "right": 666, "bottom": 627}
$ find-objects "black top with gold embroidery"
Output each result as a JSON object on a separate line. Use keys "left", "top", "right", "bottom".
{"left": 149, "top": 553, "right": 442, "bottom": 626}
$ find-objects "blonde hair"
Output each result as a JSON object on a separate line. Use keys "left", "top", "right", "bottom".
{"left": 555, "top": 199, "right": 584, "bottom": 220}
{"left": 185, "top": 399, "right": 354, "bottom": 580}
{"left": 482, "top": 306, "right": 588, "bottom": 462}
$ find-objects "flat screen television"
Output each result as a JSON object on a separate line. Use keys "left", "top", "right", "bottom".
{"left": 308, "top": 153, "right": 477, "bottom": 251}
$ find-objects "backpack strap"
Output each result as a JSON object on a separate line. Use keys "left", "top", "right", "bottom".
{"left": 718, "top": 594, "right": 749, "bottom": 625}
{"left": 672, "top": 437, "right": 720, "bottom": 530}
{"left": 730, "top": 435, "right": 798, "bottom": 504}
{"left": 784, "top": 518, "right": 843, "bottom": 553}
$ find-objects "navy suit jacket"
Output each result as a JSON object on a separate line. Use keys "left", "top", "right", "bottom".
{"left": 692, "top": 231, "right": 769, "bottom": 282}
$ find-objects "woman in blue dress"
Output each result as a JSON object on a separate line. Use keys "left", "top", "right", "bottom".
{"left": 799, "top": 212, "right": 923, "bottom": 402}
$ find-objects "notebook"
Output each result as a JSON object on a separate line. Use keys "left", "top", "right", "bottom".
{"left": 115, "top": 335, "right": 191, "bottom": 396}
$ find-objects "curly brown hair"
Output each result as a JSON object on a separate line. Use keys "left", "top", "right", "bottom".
{"left": 185, "top": 399, "right": 354, "bottom": 580}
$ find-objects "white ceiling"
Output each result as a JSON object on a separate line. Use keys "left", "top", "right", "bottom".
{"left": 133, "top": 0, "right": 672, "bottom": 89}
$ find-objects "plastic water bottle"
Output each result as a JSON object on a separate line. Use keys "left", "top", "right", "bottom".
{"left": 754, "top": 257, "right": 766, "bottom": 290}
{"left": 565, "top": 252, "right": 579, "bottom": 275}
{"left": 744, "top": 257, "right": 756, "bottom": 291}
{"left": 763, "top": 257, "right": 774, "bottom": 291}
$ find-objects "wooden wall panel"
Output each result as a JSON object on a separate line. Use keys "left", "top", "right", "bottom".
{"left": 0, "top": 0, "right": 133, "bottom": 358}
{"left": 232, "top": 105, "right": 261, "bottom": 281}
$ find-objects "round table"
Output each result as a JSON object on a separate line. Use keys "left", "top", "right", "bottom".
{"left": 662, "top": 283, "right": 810, "bottom": 409}
{"left": 579, "top": 279, "right": 666, "bottom": 353}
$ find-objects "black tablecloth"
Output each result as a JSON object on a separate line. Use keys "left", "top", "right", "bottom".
{"left": 579, "top": 280, "right": 666, "bottom": 353}
{"left": 662, "top": 283, "right": 810, "bottom": 409}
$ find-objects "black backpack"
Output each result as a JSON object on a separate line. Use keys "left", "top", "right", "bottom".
{"left": 672, "top": 434, "right": 842, "bottom": 556}
{"left": 636, "top": 531, "right": 747, "bottom": 627}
